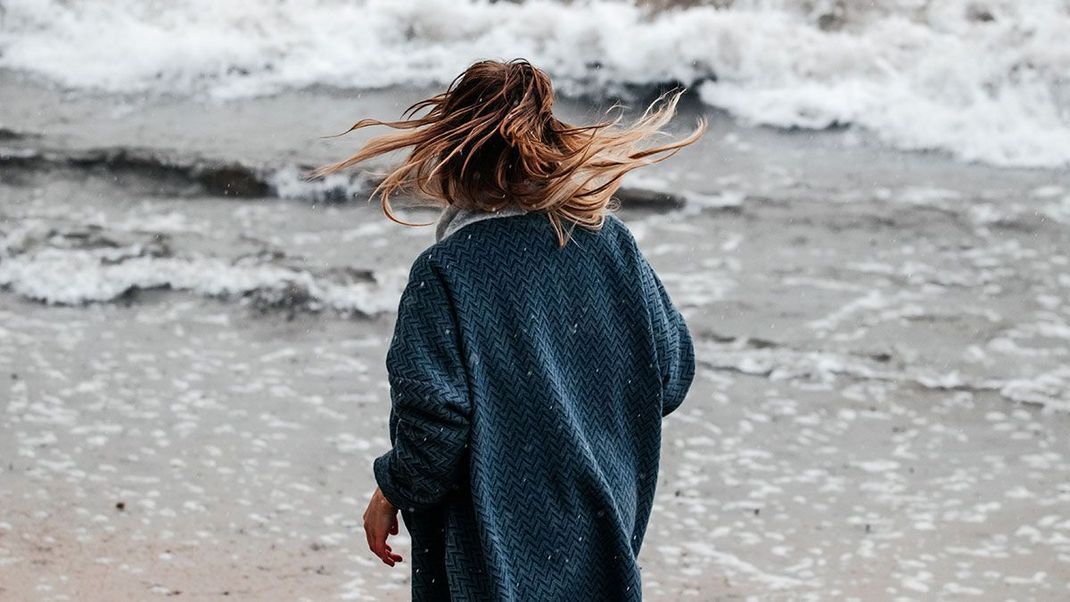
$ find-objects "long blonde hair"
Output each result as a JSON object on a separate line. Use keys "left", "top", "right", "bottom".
{"left": 309, "top": 59, "right": 706, "bottom": 247}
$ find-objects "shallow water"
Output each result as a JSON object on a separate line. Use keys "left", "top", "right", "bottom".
{"left": 2, "top": 79, "right": 1070, "bottom": 599}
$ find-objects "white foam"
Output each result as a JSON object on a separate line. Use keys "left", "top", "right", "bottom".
{"left": 2, "top": 0, "right": 1068, "bottom": 168}
{"left": 697, "top": 2, "right": 1070, "bottom": 168}
{"left": 0, "top": 234, "right": 408, "bottom": 314}
{"left": 267, "top": 166, "right": 376, "bottom": 203}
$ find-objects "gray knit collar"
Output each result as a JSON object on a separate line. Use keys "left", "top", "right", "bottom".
{"left": 435, "top": 204, "right": 528, "bottom": 242}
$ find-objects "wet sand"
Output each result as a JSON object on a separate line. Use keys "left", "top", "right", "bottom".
{"left": 2, "top": 77, "right": 1070, "bottom": 600}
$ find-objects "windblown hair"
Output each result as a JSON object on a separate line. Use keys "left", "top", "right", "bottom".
{"left": 309, "top": 59, "right": 706, "bottom": 247}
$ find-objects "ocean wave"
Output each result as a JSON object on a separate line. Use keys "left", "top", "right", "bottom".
{"left": 0, "top": 220, "right": 409, "bottom": 315}
{"left": 2, "top": 0, "right": 1068, "bottom": 168}
{"left": 1, "top": 146, "right": 275, "bottom": 197}
{"left": 0, "top": 145, "right": 384, "bottom": 201}
{"left": 0, "top": 145, "right": 696, "bottom": 208}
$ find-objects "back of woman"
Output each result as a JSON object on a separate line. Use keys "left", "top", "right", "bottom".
{"left": 312, "top": 59, "right": 702, "bottom": 601}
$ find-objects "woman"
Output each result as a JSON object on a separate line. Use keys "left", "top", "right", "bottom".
{"left": 312, "top": 59, "right": 702, "bottom": 601}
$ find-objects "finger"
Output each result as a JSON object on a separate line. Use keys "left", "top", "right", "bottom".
{"left": 382, "top": 542, "right": 402, "bottom": 564}
{"left": 372, "top": 530, "right": 392, "bottom": 560}
{"left": 372, "top": 543, "right": 390, "bottom": 565}
{"left": 380, "top": 549, "right": 396, "bottom": 566}
{"left": 390, "top": 515, "right": 399, "bottom": 535}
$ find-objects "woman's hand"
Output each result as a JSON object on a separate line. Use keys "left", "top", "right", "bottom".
{"left": 363, "top": 487, "right": 403, "bottom": 566}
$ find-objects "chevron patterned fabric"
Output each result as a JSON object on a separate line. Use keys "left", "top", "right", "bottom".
{"left": 373, "top": 210, "right": 695, "bottom": 600}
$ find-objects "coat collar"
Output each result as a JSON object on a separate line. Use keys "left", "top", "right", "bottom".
{"left": 434, "top": 204, "right": 528, "bottom": 242}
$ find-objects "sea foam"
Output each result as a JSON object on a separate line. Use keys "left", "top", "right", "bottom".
{"left": 1, "top": 0, "right": 1068, "bottom": 168}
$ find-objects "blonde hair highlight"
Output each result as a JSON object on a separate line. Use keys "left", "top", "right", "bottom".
{"left": 309, "top": 59, "right": 706, "bottom": 247}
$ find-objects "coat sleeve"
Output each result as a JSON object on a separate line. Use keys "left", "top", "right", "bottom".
{"left": 638, "top": 253, "right": 696, "bottom": 417}
{"left": 373, "top": 251, "right": 472, "bottom": 512}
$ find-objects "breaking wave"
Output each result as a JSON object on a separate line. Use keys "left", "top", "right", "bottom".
{"left": 0, "top": 220, "right": 409, "bottom": 315}
{"left": 2, "top": 0, "right": 1069, "bottom": 168}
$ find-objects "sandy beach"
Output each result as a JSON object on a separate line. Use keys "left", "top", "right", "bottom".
{"left": 3, "top": 49, "right": 1070, "bottom": 602}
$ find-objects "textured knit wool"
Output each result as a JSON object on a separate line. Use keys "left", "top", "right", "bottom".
{"left": 373, "top": 209, "right": 695, "bottom": 601}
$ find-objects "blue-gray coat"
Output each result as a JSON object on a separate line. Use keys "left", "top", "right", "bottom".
{"left": 373, "top": 209, "right": 695, "bottom": 600}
